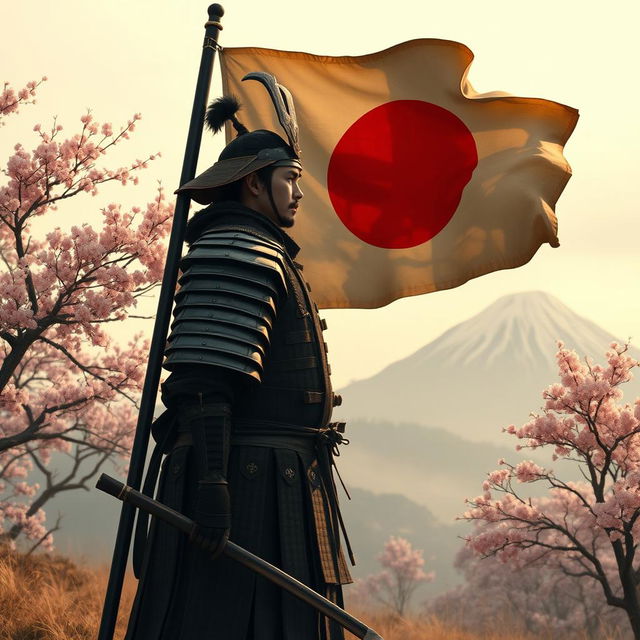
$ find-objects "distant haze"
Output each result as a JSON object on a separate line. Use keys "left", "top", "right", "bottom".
{"left": 338, "top": 419, "right": 521, "bottom": 522}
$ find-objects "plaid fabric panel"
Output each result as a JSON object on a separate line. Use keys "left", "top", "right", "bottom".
{"left": 307, "top": 459, "right": 352, "bottom": 585}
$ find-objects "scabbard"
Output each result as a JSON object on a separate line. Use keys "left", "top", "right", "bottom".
{"left": 96, "top": 474, "right": 383, "bottom": 640}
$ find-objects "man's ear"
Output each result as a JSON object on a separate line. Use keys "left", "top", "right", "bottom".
{"left": 244, "top": 172, "right": 262, "bottom": 197}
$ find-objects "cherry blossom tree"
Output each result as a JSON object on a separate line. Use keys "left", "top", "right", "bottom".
{"left": 464, "top": 342, "right": 640, "bottom": 638}
{"left": 0, "top": 79, "right": 173, "bottom": 552}
{"left": 352, "top": 536, "right": 434, "bottom": 616}
{"left": 428, "top": 544, "right": 627, "bottom": 638}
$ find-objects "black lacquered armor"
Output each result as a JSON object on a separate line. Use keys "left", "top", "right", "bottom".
{"left": 164, "top": 229, "right": 288, "bottom": 381}
{"left": 163, "top": 212, "right": 338, "bottom": 428}
{"left": 129, "top": 204, "right": 350, "bottom": 640}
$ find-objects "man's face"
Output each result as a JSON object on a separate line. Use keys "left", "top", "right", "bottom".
{"left": 257, "top": 165, "right": 304, "bottom": 228}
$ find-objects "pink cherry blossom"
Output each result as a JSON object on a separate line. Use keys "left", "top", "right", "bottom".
{"left": 350, "top": 536, "right": 434, "bottom": 616}
{"left": 464, "top": 343, "right": 640, "bottom": 639}
{"left": 0, "top": 78, "right": 172, "bottom": 552}
{"left": 428, "top": 543, "right": 626, "bottom": 638}
{"left": 0, "top": 78, "right": 46, "bottom": 124}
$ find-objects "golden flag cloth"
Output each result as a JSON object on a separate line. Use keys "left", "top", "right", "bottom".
{"left": 219, "top": 40, "right": 578, "bottom": 309}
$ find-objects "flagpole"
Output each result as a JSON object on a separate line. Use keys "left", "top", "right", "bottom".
{"left": 96, "top": 5, "right": 224, "bottom": 639}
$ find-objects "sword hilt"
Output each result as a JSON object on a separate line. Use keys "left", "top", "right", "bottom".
{"left": 96, "top": 474, "right": 126, "bottom": 499}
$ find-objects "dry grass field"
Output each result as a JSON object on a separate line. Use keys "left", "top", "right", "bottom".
{"left": 0, "top": 545, "right": 624, "bottom": 639}
{"left": 0, "top": 545, "right": 135, "bottom": 640}
{"left": 343, "top": 609, "right": 624, "bottom": 640}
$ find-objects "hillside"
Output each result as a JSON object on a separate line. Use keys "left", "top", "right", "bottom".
{"left": 338, "top": 419, "right": 522, "bottom": 521}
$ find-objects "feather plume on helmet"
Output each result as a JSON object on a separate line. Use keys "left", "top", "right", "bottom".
{"left": 176, "top": 73, "right": 301, "bottom": 205}
{"left": 205, "top": 96, "right": 248, "bottom": 135}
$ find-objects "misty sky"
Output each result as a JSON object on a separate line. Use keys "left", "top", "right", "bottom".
{"left": 2, "top": 0, "right": 639, "bottom": 388}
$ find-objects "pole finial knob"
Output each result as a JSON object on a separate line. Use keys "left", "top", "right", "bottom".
{"left": 208, "top": 4, "right": 224, "bottom": 19}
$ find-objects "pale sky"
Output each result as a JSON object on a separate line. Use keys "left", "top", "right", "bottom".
{"left": 2, "top": 0, "right": 639, "bottom": 388}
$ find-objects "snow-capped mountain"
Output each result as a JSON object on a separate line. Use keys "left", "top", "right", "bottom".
{"left": 335, "top": 291, "right": 640, "bottom": 444}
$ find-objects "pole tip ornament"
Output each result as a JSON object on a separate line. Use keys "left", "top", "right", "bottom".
{"left": 176, "top": 72, "right": 302, "bottom": 205}
{"left": 208, "top": 4, "right": 224, "bottom": 19}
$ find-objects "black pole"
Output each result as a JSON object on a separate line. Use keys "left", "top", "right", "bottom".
{"left": 96, "top": 474, "right": 384, "bottom": 640}
{"left": 96, "top": 6, "right": 224, "bottom": 640}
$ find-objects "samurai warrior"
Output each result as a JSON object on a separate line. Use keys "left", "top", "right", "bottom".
{"left": 125, "top": 73, "right": 353, "bottom": 640}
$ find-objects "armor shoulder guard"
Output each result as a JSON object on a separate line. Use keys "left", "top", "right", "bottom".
{"left": 164, "top": 228, "right": 289, "bottom": 383}
{"left": 181, "top": 229, "right": 288, "bottom": 294}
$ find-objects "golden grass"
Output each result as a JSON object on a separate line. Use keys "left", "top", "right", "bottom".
{"left": 344, "top": 607, "right": 626, "bottom": 640}
{"left": 0, "top": 544, "right": 134, "bottom": 640}
{"left": 345, "top": 610, "right": 539, "bottom": 640}
{"left": 0, "top": 545, "right": 626, "bottom": 639}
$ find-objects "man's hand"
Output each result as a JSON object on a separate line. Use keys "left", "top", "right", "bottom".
{"left": 192, "top": 475, "right": 230, "bottom": 559}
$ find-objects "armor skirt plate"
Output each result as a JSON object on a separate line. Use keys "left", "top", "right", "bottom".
{"left": 126, "top": 435, "right": 351, "bottom": 640}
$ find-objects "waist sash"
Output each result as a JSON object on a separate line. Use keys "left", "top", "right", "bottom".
{"left": 133, "top": 415, "right": 354, "bottom": 580}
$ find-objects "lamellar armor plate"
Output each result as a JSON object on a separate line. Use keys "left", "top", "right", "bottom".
{"left": 164, "top": 229, "right": 288, "bottom": 382}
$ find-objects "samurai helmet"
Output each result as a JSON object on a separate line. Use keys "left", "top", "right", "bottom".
{"left": 176, "top": 72, "right": 301, "bottom": 205}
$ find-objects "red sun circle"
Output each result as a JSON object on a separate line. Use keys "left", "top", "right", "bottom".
{"left": 327, "top": 100, "right": 478, "bottom": 249}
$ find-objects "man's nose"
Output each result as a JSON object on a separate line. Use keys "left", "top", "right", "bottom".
{"left": 294, "top": 183, "right": 304, "bottom": 200}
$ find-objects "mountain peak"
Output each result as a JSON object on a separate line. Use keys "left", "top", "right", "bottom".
{"left": 337, "top": 291, "right": 639, "bottom": 444}
{"left": 489, "top": 290, "right": 563, "bottom": 308}
{"left": 415, "top": 290, "right": 618, "bottom": 370}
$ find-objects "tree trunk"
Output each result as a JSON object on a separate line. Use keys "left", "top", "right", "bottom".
{"left": 0, "top": 331, "right": 39, "bottom": 394}
{"left": 623, "top": 603, "right": 640, "bottom": 639}
{"left": 619, "top": 565, "right": 640, "bottom": 639}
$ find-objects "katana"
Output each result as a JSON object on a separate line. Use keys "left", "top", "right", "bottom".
{"left": 96, "top": 473, "right": 384, "bottom": 640}
{"left": 96, "top": 6, "right": 225, "bottom": 640}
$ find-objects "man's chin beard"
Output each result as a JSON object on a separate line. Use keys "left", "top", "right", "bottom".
{"left": 279, "top": 217, "right": 295, "bottom": 228}
{"left": 277, "top": 211, "right": 295, "bottom": 228}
